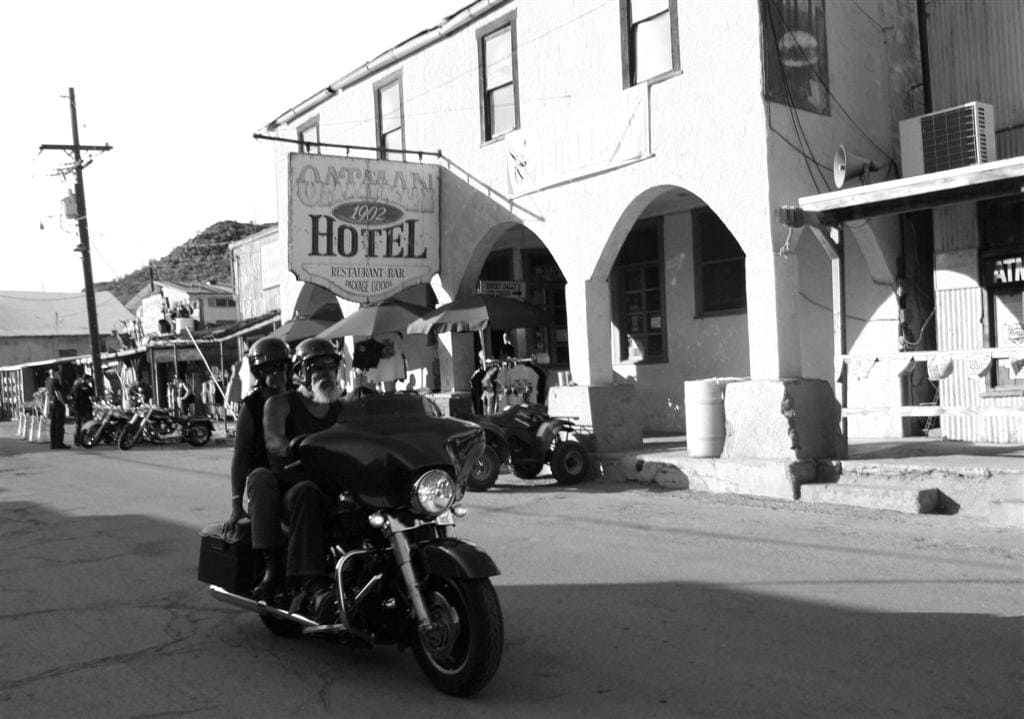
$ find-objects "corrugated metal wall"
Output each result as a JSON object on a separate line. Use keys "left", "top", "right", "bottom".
{"left": 926, "top": 0, "right": 1024, "bottom": 159}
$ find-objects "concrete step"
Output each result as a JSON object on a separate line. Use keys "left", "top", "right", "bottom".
{"left": 800, "top": 482, "right": 939, "bottom": 514}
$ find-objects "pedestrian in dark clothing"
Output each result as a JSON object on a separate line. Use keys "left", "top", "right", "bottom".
{"left": 71, "top": 374, "right": 95, "bottom": 446}
{"left": 45, "top": 367, "right": 68, "bottom": 449}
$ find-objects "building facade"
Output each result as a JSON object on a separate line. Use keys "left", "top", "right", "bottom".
{"left": 259, "top": 0, "right": 1021, "bottom": 448}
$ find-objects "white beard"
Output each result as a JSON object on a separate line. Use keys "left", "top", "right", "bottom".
{"left": 311, "top": 379, "right": 341, "bottom": 405}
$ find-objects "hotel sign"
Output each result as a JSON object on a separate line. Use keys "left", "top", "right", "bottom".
{"left": 288, "top": 154, "right": 439, "bottom": 303}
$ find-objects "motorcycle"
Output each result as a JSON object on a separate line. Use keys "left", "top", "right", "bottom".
{"left": 457, "top": 402, "right": 591, "bottom": 491}
{"left": 80, "top": 402, "right": 131, "bottom": 448}
{"left": 117, "top": 403, "right": 213, "bottom": 450}
{"left": 199, "top": 393, "right": 504, "bottom": 696}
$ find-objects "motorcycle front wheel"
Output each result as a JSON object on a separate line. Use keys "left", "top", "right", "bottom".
{"left": 411, "top": 576, "right": 503, "bottom": 697}
{"left": 117, "top": 425, "right": 139, "bottom": 450}
{"left": 80, "top": 423, "right": 101, "bottom": 448}
{"left": 186, "top": 425, "right": 212, "bottom": 446}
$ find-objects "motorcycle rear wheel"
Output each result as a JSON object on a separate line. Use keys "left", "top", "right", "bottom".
{"left": 259, "top": 613, "right": 304, "bottom": 638}
{"left": 467, "top": 445, "right": 500, "bottom": 492}
{"left": 412, "top": 576, "right": 503, "bottom": 697}
{"left": 117, "top": 425, "right": 139, "bottom": 451}
{"left": 186, "top": 425, "right": 212, "bottom": 446}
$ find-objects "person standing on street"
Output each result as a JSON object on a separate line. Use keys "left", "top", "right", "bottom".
{"left": 71, "top": 373, "right": 95, "bottom": 446}
{"left": 45, "top": 367, "right": 69, "bottom": 449}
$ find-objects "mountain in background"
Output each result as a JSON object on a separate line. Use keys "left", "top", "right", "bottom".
{"left": 95, "top": 220, "right": 272, "bottom": 305}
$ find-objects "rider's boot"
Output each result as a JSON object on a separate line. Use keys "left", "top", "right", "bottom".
{"left": 252, "top": 550, "right": 283, "bottom": 601}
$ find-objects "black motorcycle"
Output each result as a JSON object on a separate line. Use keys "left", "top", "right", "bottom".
{"left": 80, "top": 402, "right": 131, "bottom": 448}
{"left": 117, "top": 403, "right": 213, "bottom": 450}
{"left": 200, "top": 394, "right": 504, "bottom": 696}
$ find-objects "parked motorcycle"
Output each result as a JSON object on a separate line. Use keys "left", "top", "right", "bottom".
{"left": 200, "top": 394, "right": 504, "bottom": 696}
{"left": 457, "top": 403, "right": 591, "bottom": 491}
{"left": 117, "top": 403, "right": 213, "bottom": 450}
{"left": 80, "top": 402, "right": 131, "bottom": 448}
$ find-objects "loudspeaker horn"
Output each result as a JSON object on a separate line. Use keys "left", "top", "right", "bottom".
{"left": 833, "top": 145, "right": 880, "bottom": 189}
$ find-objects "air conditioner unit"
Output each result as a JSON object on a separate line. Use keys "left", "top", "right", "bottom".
{"left": 898, "top": 101, "right": 995, "bottom": 177}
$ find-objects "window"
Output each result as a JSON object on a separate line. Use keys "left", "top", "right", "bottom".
{"left": 375, "top": 74, "right": 404, "bottom": 160}
{"left": 614, "top": 220, "right": 666, "bottom": 362}
{"left": 478, "top": 15, "right": 519, "bottom": 141}
{"left": 761, "top": 0, "right": 830, "bottom": 114}
{"left": 979, "top": 197, "right": 1024, "bottom": 389}
{"left": 693, "top": 208, "right": 746, "bottom": 316}
{"left": 297, "top": 117, "right": 320, "bottom": 154}
{"left": 621, "top": 0, "right": 679, "bottom": 86}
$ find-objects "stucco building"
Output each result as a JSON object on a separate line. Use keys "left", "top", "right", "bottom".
{"left": 256, "top": 0, "right": 1022, "bottom": 450}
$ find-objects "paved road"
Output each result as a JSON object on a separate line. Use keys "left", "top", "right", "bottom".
{"left": 1, "top": 425, "right": 1022, "bottom": 718}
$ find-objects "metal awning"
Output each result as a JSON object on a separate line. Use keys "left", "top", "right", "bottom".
{"left": 783, "top": 156, "right": 1024, "bottom": 226}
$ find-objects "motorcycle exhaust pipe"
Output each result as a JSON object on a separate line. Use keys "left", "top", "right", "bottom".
{"left": 208, "top": 585, "right": 367, "bottom": 641}
{"left": 208, "top": 585, "right": 319, "bottom": 628}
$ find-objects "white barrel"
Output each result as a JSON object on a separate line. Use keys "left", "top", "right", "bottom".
{"left": 684, "top": 378, "right": 742, "bottom": 458}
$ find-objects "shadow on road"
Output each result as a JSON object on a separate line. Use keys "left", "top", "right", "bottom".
{"left": 1, "top": 499, "right": 1021, "bottom": 718}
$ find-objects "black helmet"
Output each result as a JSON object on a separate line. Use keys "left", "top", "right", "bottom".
{"left": 293, "top": 337, "right": 342, "bottom": 384}
{"left": 247, "top": 337, "right": 291, "bottom": 377}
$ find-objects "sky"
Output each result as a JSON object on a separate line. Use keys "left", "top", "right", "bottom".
{"left": 0, "top": 0, "right": 468, "bottom": 294}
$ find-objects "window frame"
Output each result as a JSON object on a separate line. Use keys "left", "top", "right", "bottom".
{"left": 297, "top": 117, "right": 320, "bottom": 154}
{"left": 692, "top": 207, "right": 747, "bottom": 318}
{"left": 620, "top": 0, "right": 681, "bottom": 88}
{"left": 374, "top": 71, "right": 405, "bottom": 161}
{"left": 477, "top": 11, "right": 520, "bottom": 144}
{"left": 613, "top": 218, "right": 668, "bottom": 364}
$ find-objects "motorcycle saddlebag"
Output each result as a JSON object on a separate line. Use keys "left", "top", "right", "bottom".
{"left": 197, "top": 521, "right": 254, "bottom": 593}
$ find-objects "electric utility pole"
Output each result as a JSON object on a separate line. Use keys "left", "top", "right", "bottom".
{"left": 39, "top": 88, "right": 112, "bottom": 397}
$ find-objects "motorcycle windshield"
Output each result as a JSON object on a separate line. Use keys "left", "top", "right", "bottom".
{"left": 296, "top": 415, "right": 484, "bottom": 508}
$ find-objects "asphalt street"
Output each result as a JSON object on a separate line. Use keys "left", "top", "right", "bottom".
{"left": 1, "top": 423, "right": 1022, "bottom": 718}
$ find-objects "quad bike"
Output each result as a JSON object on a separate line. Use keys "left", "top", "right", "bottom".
{"left": 456, "top": 403, "right": 590, "bottom": 491}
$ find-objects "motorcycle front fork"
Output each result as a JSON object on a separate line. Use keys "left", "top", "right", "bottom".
{"left": 388, "top": 530, "right": 435, "bottom": 632}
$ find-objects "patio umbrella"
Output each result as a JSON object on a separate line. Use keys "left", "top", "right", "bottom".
{"left": 268, "top": 282, "right": 343, "bottom": 343}
{"left": 317, "top": 299, "right": 430, "bottom": 339}
{"left": 406, "top": 294, "right": 553, "bottom": 334}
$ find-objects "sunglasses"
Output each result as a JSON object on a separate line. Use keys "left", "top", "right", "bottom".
{"left": 258, "top": 360, "right": 289, "bottom": 375}
{"left": 306, "top": 359, "right": 340, "bottom": 374}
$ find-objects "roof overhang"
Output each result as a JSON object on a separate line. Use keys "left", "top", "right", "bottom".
{"left": 779, "top": 156, "right": 1024, "bottom": 227}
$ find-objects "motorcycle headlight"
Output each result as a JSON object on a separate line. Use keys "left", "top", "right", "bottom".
{"left": 410, "top": 469, "right": 455, "bottom": 517}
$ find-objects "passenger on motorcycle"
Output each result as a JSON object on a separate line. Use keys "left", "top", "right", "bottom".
{"left": 246, "top": 337, "right": 346, "bottom": 605}
{"left": 224, "top": 336, "right": 291, "bottom": 532}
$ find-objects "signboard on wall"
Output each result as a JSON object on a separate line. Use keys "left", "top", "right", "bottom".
{"left": 984, "top": 254, "right": 1024, "bottom": 289}
{"left": 287, "top": 154, "right": 440, "bottom": 304}
{"left": 260, "top": 242, "right": 281, "bottom": 289}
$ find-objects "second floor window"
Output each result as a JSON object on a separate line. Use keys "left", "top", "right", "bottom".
{"left": 622, "top": 0, "right": 679, "bottom": 86}
{"left": 479, "top": 17, "right": 519, "bottom": 141}
{"left": 297, "top": 118, "right": 320, "bottom": 154}
{"left": 375, "top": 75, "right": 404, "bottom": 160}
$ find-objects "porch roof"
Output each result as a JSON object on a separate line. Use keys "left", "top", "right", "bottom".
{"left": 783, "top": 156, "right": 1024, "bottom": 226}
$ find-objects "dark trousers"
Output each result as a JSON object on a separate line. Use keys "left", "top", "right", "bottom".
{"left": 247, "top": 468, "right": 329, "bottom": 578}
{"left": 49, "top": 403, "right": 66, "bottom": 448}
{"left": 73, "top": 410, "right": 91, "bottom": 446}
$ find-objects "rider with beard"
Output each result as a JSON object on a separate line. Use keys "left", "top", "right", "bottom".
{"left": 247, "top": 337, "right": 345, "bottom": 605}
{"left": 224, "top": 337, "right": 291, "bottom": 536}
